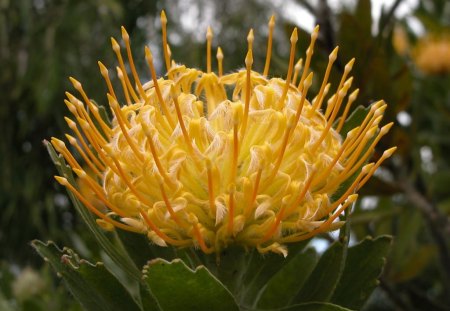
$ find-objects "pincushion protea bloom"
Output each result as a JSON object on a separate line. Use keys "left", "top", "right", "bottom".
{"left": 414, "top": 34, "right": 450, "bottom": 74}
{"left": 51, "top": 11, "right": 395, "bottom": 257}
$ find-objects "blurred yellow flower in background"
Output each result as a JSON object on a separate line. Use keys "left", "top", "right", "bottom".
{"left": 414, "top": 34, "right": 450, "bottom": 74}
{"left": 51, "top": 11, "right": 395, "bottom": 256}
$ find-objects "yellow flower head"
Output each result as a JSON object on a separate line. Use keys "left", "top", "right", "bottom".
{"left": 414, "top": 34, "right": 450, "bottom": 74}
{"left": 52, "top": 12, "right": 395, "bottom": 256}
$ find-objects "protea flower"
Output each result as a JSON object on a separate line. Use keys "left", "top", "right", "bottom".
{"left": 51, "top": 11, "right": 395, "bottom": 257}
{"left": 414, "top": 34, "right": 450, "bottom": 74}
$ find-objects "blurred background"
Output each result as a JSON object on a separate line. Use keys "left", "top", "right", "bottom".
{"left": 1, "top": 0, "right": 450, "bottom": 310}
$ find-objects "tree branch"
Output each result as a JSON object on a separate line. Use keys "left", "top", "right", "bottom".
{"left": 400, "top": 180, "right": 450, "bottom": 301}
{"left": 378, "top": 0, "right": 404, "bottom": 35}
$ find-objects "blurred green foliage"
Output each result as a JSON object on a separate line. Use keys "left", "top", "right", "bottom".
{"left": 0, "top": 0, "right": 157, "bottom": 263}
{"left": 1, "top": 0, "right": 450, "bottom": 310}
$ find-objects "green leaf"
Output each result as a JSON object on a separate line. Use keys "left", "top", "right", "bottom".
{"left": 239, "top": 241, "right": 309, "bottom": 306}
{"left": 143, "top": 258, "right": 239, "bottom": 311}
{"left": 139, "top": 282, "right": 161, "bottom": 311}
{"left": 31, "top": 240, "right": 141, "bottom": 311}
{"left": 46, "top": 142, "right": 141, "bottom": 281}
{"left": 388, "top": 207, "right": 422, "bottom": 270}
{"left": 355, "top": 0, "right": 372, "bottom": 38}
{"left": 114, "top": 230, "right": 160, "bottom": 269}
{"left": 116, "top": 228, "right": 197, "bottom": 272}
{"left": 199, "top": 246, "right": 250, "bottom": 296}
{"left": 279, "top": 302, "right": 354, "bottom": 311}
{"left": 293, "top": 241, "right": 346, "bottom": 303}
{"left": 331, "top": 236, "right": 392, "bottom": 310}
{"left": 256, "top": 248, "right": 319, "bottom": 309}
{"left": 334, "top": 105, "right": 371, "bottom": 138}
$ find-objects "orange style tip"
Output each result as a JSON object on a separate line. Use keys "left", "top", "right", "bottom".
{"left": 346, "top": 127, "right": 359, "bottom": 139}
{"left": 365, "top": 126, "right": 378, "bottom": 138}
{"left": 329, "top": 46, "right": 339, "bottom": 61}
{"left": 295, "top": 58, "right": 303, "bottom": 68}
{"left": 345, "top": 58, "right": 356, "bottom": 71}
{"left": 65, "top": 134, "right": 77, "bottom": 145}
{"left": 371, "top": 101, "right": 382, "bottom": 112}
{"left": 247, "top": 29, "right": 254, "bottom": 43}
{"left": 73, "top": 168, "right": 86, "bottom": 178}
{"left": 121, "top": 26, "right": 129, "bottom": 41}
{"left": 269, "top": 15, "right": 275, "bottom": 27}
{"left": 311, "top": 25, "right": 320, "bottom": 39}
{"left": 115, "top": 66, "right": 124, "bottom": 78}
{"left": 77, "top": 117, "right": 90, "bottom": 129}
{"left": 160, "top": 10, "right": 167, "bottom": 23}
{"left": 106, "top": 93, "right": 117, "bottom": 104}
{"left": 374, "top": 106, "right": 387, "bottom": 118}
{"left": 372, "top": 116, "right": 383, "bottom": 127}
{"left": 64, "top": 117, "right": 76, "bottom": 128}
{"left": 69, "top": 77, "right": 82, "bottom": 89}
{"left": 216, "top": 47, "right": 223, "bottom": 59}
{"left": 344, "top": 76, "right": 354, "bottom": 86}
{"left": 377, "top": 105, "right": 388, "bottom": 115}
{"left": 347, "top": 194, "right": 359, "bottom": 202}
{"left": 381, "top": 122, "right": 394, "bottom": 134}
{"left": 362, "top": 162, "right": 375, "bottom": 173}
{"left": 64, "top": 102, "right": 73, "bottom": 112}
{"left": 383, "top": 147, "right": 397, "bottom": 157}
{"left": 206, "top": 26, "right": 213, "bottom": 39}
{"left": 111, "top": 37, "right": 120, "bottom": 51}
{"left": 290, "top": 27, "right": 298, "bottom": 43}
{"left": 372, "top": 100, "right": 385, "bottom": 109}
{"left": 54, "top": 176, "right": 68, "bottom": 185}
{"left": 349, "top": 89, "right": 359, "bottom": 101}
{"left": 338, "top": 88, "right": 348, "bottom": 99}
{"left": 304, "top": 72, "right": 314, "bottom": 88}
{"left": 51, "top": 137, "right": 65, "bottom": 148}
{"left": 98, "top": 61, "right": 108, "bottom": 75}
{"left": 65, "top": 94, "right": 76, "bottom": 104}
{"left": 145, "top": 46, "right": 153, "bottom": 60}
{"left": 74, "top": 99, "right": 83, "bottom": 108}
